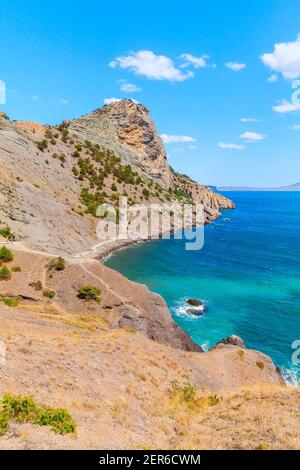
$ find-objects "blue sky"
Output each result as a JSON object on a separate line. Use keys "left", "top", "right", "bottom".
{"left": 1, "top": 0, "right": 300, "bottom": 186}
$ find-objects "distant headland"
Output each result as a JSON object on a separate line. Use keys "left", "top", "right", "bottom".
{"left": 219, "top": 182, "right": 300, "bottom": 191}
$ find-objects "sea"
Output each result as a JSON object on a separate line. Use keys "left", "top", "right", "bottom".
{"left": 104, "top": 192, "right": 300, "bottom": 384}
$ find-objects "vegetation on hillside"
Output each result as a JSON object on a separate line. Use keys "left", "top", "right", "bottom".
{"left": 77, "top": 285, "right": 101, "bottom": 302}
{"left": 0, "top": 394, "right": 76, "bottom": 435}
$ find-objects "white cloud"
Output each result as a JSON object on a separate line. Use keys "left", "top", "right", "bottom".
{"left": 272, "top": 99, "right": 300, "bottom": 113}
{"left": 261, "top": 34, "right": 300, "bottom": 79}
{"left": 103, "top": 97, "right": 122, "bottom": 105}
{"left": 109, "top": 50, "right": 194, "bottom": 82}
{"left": 179, "top": 53, "right": 210, "bottom": 69}
{"left": 289, "top": 124, "right": 300, "bottom": 130}
{"left": 103, "top": 97, "right": 139, "bottom": 105}
{"left": 160, "top": 134, "right": 196, "bottom": 144}
{"left": 240, "top": 131, "right": 267, "bottom": 142}
{"left": 268, "top": 74, "right": 278, "bottom": 83}
{"left": 59, "top": 98, "right": 68, "bottom": 105}
{"left": 120, "top": 82, "right": 141, "bottom": 93}
{"left": 189, "top": 144, "right": 197, "bottom": 150}
{"left": 218, "top": 142, "right": 245, "bottom": 150}
{"left": 225, "top": 62, "right": 246, "bottom": 72}
{"left": 241, "top": 117, "right": 262, "bottom": 123}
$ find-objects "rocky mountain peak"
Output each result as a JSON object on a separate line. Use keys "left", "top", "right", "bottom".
{"left": 69, "top": 99, "right": 171, "bottom": 186}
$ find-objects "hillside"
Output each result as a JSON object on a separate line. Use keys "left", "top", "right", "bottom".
{"left": 0, "top": 100, "right": 297, "bottom": 450}
{"left": 0, "top": 100, "right": 234, "bottom": 257}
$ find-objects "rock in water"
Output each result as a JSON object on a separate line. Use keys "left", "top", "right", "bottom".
{"left": 187, "top": 298, "right": 205, "bottom": 308}
{"left": 186, "top": 308, "right": 204, "bottom": 317}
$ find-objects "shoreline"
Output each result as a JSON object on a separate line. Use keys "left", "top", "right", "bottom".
{"left": 99, "top": 216, "right": 291, "bottom": 386}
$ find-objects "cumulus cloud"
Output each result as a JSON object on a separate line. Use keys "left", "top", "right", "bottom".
{"left": 179, "top": 53, "right": 210, "bottom": 69}
{"left": 109, "top": 50, "right": 194, "bottom": 82}
{"left": 261, "top": 35, "right": 300, "bottom": 79}
{"left": 272, "top": 99, "right": 300, "bottom": 113}
{"left": 290, "top": 124, "right": 300, "bottom": 130}
{"left": 218, "top": 142, "right": 245, "bottom": 150}
{"left": 241, "top": 117, "right": 262, "bottom": 123}
{"left": 160, "top": 134, "right": 196, "bottom": 144}
{"left": 225, "top": 62, "right": 246, "bottom": 72}
{"left": 119, "top": 82, "right": 141, "bottom": 93}
{"left": 103, "top": 97, "right": 122, "bottom": 105}
{"left": 268, "top": 74, "right": 278, "bottom": 83}
{"left": 240, "top": 131, "right": 267, "bottom": 142}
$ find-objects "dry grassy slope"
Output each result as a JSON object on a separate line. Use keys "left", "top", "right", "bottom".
{"left": 0, "top": 252, "right": 295, "bottom": 450}
{"left": 0, "top": 299, "right": 297, "bottom": 449}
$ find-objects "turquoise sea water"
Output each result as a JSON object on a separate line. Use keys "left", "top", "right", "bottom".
{"left": 104, "top": 192, "right": 300, "bottom": 383}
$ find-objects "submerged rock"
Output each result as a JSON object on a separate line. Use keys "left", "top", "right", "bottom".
{"left": 186, "top": 308, "right": 204, "bottom": 317}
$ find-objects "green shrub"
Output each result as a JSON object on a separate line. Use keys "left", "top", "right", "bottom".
{"left": 11, "top": 266, "right": 21, "bottom": 272}
{"left": 0, "top": 266, "right": 11, "bottom": 281}
{"left": 111, "top": 182, "right": 117, "bottom": 191}
{"left": 142, "top": 188, "right": 150, "bottom": 199}
{"left": 43, "top": 289, "right": 56, "bottom": 299}
{"left": 29, "top": 280, "right": 42, "bottom": 291}
{"left": 77, "top": 285, "right": 101, "bottom": 302}
{"left": 0, "top": 296, "right": 19, "bottom": 307}
{"left": 0, "top": 246, "right": 13, "bottom": 262}
{"left": 36, "top": 140, "right": 48, "bottom": 152}
{"left": 47, "top": 257, "right": 65, "bottom": 272}
{"left": 0, "top": 412, "right": 8, "bottom": 435}
{"left": 35, "top": 407, "right": 76, "bottom": 434}
{"left": 0, "top": 226, "right": 14, "bottom": 240}
{"left": 0, "top": 394, "right": 76, "bottom": 435}
{"left": 256, "top": 361, "right": 265, "bottom": 370}
{"left": 2, "top": 394, "right": 37, "bottom": 422}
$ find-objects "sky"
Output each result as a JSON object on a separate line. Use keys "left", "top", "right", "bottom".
{"left": 0, "top": 0, "right": 300, "bottom": 187}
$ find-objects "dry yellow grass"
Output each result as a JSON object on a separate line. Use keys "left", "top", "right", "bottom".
{"left": 0, "top": 273, "right": 298, "bottom": 450}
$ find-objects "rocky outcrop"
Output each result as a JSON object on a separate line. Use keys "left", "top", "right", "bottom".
{"left": 212, "top": 335, "right": 246, "bottom": 349}
{"left": 69, "top": 100, "right": 234, "bottom": 216}
{"left": 187, "top": 298, "right": 205, "bottom": 307}
{"left": 69, "top": 100, "right": 171, "bottom": 187}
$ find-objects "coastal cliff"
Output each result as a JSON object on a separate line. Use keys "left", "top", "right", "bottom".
{"left": 0, "top": 100, "right": 235, "bottom": 351}
{"left": 0, "top": 101, "right": 233, "bottom": 257}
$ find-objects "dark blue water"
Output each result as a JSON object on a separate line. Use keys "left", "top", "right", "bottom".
{"left": 105, "top": 192, "right": 300, "bottom": 383}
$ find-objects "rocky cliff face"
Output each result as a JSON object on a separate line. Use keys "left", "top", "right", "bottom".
{"left": 69, "top": 100, "right": 234, "bottom": 216}
{"left": 0, "top": 101, "right": 234, "bottom": 255}
{"left": 69, "top": 100, "right": 171, "bottom": 187}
